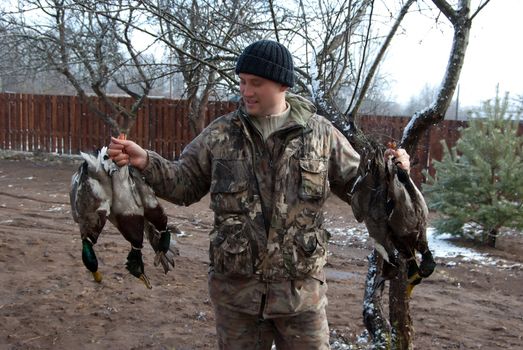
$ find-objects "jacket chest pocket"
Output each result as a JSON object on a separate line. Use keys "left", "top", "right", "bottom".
{"left": 210, "top": 159, "right": 250, "bottom": 214}
{"left": 210, "top": 220, "right": 254, "bottom": 278}
{"left": 298, "top": 158, "right": 329, "bottom": 200}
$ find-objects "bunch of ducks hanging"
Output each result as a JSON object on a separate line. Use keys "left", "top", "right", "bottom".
{"left": 69, "top": 142, "right": 177, "bottom": 289}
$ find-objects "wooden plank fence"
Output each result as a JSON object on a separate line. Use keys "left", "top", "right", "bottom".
{"left": 1, "top": 91, "right": 506, "bottom": 186}
{"left": 0, "top": 92, "right": 236, "bottom": 158}
{"left": 356, "top": 115, "right": 467, "bottom": 185}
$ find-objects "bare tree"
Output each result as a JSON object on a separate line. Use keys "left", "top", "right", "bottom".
{"left": 287, "top": 0, "right": 378, "bottom": 108}
{"left": 1, "top": 0, "right": 161, "bottom": 136}
{"left": 400, "top": 0, "right": 491, "bottom": 154}
{"left": 147, "top": 0, "right": 271, "bottom": 134}
{"left": 0, "top": 19, "right": 72, "bottom": 93}
{"left": 304, "top": 1, "right": 491, "bottom": 349}
{"left": 114, "top": 0, "right": 276, "bottom": 135}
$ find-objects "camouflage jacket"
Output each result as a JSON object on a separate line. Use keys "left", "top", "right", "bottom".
{"left": 142, "top": 93, "right": 360, "bottom": 316}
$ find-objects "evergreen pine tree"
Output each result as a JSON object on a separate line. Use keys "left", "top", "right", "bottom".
{"left": 424, "top": 89, "right": 523, "bottom": 247}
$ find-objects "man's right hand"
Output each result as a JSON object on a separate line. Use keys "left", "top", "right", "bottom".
{"left": 108, "top": 137, "right": 148, "bottom": 170}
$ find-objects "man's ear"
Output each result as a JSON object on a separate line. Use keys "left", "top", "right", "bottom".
{"left": 280, "top": 85, "right": 290, "bottom": 92}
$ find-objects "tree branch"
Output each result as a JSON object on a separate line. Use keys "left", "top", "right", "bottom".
{"left": 268, "top": 0, "right": 279, "bottom": 42}
{"left": 345, "top": 0, "right": 375, "bottom": 118}
{"left": 400, "top": 0, "right": 472, "bottom": 154}
{"left": 470, "top": 0, "right": 491, "bottom": 22}
{"left": 431, "top": 0, "right": 458, "bottom": 23}
{"left": 347, "top": 0, "right": 415, "bottom": 117}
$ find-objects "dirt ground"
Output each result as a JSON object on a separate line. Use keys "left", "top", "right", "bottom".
{"left": 0, "top": 154, "right": 522, "bottom": 350}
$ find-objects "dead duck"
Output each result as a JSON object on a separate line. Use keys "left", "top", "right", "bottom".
{"left": 70, "top": 147, "right": 117, "bottom": 282}
{"left": 109, "top": 163, "right": 176, "bottom": 288}
{"left": 385, "top": 148, "right": 436, "bottom": 294}
{"left": 109, "top": 162, "right": 152, "bottom": 287}
{"left": 130, "top": 169, "right": 176, "bottom": 273}
{"left": 70, "top": 147, "right": 177, "bottom": 288}
{"left": 350, "top": 140, "right": 435, "bottom": 295}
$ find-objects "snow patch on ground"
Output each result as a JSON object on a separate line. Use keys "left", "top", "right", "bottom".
{"left": 46, "top": 205, "right": 65, "bottom": 212}
{"left": 328, "top": 226, "right": 368, "bottom": 246}
{"left": 427, "top": 228, "right": 522, "bottom": 269}
{"left": 329, "top": 226, "right": 522, "bottom": 269}
{"left": 427, "top": 228, "right": 483, "bottom": 260}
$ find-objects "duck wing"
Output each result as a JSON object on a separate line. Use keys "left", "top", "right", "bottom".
{"left": 129, "top": 167, "right": 177, "bottom": 273}
{"left": 110, "top": 165, "right": 145, "bottom": 248}
{"left": 70, "top": 160, "right": 111, "bottom": 243}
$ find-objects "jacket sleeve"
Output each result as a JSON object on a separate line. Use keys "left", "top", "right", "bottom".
{"left": 328, "top": 125, "right": 361, "bottom": 204}
{"left": 140, "top": 129, "right": 212, "bottom": 206}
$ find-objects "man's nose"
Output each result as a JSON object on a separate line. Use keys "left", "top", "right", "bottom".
{"left": 241, "top": 85, "right": 254, "bottom": 97}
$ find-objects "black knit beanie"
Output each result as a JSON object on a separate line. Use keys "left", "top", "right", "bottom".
{"left": 235, "top": 40, "right": 295, "bottom": 88}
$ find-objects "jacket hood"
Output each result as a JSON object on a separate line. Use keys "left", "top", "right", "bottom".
{"left": 286, "top": 93, "right": 317, "bottom": 126}
{"left": 237, "top": 92, "right": 317, "bottom": 127}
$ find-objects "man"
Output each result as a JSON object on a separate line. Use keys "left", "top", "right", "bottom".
{"left": 108, "top": 40, "right": 410, "bottom": 349}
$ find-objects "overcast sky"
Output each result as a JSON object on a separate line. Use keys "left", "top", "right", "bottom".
{"left": 381, "top": 0, "right": 522, "bottom": 107}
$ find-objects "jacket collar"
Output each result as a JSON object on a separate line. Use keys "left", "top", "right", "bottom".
{"left": 235, "top": 92, "right": 316, "bottom": 133}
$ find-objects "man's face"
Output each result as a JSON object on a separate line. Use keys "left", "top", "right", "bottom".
{"left": 239, "top": 73, "right": 288, "bottom": 117}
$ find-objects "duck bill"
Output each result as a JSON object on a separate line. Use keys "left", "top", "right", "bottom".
{"left": 92, "top": 270, "right": 103, "bottom": 283}
{"left": 407, "top": 283, "right": 416, "bottom": 298}
{"left": 406, "top": 271, "right": 422, "bottom": 298}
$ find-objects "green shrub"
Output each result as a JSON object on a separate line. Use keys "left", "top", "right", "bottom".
{"left": 423, "top": 89, "right": 523, "bottom": 247}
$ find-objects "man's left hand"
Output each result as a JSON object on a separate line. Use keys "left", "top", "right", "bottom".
{"left": 384, "top": 148, "right": 410, "bottom": 173}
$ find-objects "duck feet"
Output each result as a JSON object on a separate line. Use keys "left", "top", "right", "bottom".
{"left": 153, "top": 228, "right": 178, "bottom": 274}
{"left": 126, "top": 248, "right": 152, "bottom": 289}
{"left": 158, "top": 228, "right": 171, "bottom": 253}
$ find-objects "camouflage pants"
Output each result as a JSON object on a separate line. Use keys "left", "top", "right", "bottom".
{"left": 213, "top": 300, "right": 330, "bottom": 350}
